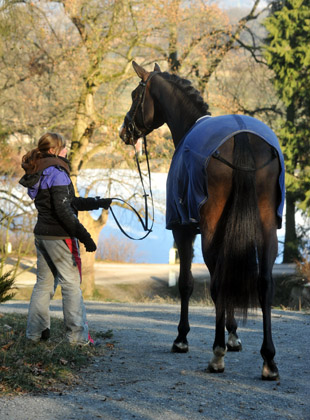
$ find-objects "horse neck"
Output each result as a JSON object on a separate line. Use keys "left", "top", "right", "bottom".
{"left": 152, "top": 77, "right": 203, "bottom": 147}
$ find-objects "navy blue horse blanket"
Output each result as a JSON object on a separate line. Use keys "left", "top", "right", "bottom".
{"left": 166, "top": 114, "right": 285, "bottom": 230}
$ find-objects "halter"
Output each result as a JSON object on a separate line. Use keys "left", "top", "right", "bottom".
{"left": 125, "top": 71, "right": 158, "bottom": 139}
{"left": 110, "top": 72, "right": 158, "bottom": 240}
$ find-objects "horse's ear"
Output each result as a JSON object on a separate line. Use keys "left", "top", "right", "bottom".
{"left": 132, "top": 61, "right": 149, "bottom": 81}
{"left": 154, "top": 63, "right": 161, "bottom": 72}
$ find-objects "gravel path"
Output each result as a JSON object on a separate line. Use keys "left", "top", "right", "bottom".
{"left": 0, "top": 300, "right": 309, "bottom": 420}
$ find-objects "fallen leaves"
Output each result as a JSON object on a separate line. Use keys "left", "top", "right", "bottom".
{"left": 1, "top": 340, "right": 14, "bottom": 351}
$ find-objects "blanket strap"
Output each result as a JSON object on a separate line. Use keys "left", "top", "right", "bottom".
{"left": 212, "top": 148, "right": 277, "bottom": 172}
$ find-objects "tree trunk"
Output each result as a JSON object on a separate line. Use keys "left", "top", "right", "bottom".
{"left": 168, "top": 0, "right": 181, "bottom": 73}
{"left": 78, "top": 211, "right": 108, "bottom": 297}
{"left": 80, "top": 248, "right": 96, "bottom": 297}
{"left": 282, "top": 102, "right": 299, "bottom": 263}
{"left": 283, "top": 191, "right": 299, "bottom": 262}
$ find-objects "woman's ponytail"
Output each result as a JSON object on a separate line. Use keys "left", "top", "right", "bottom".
{"left": 21, "top": 132, "right": 66, "bottom": 173}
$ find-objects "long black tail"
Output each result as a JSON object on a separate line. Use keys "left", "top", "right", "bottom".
{"left": 211, "top": 132, "right": 263, "bottom": 319}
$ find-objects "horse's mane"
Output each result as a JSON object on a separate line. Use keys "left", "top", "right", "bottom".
{"left": 158, "top": 72, "right": 211, "bottom": 116}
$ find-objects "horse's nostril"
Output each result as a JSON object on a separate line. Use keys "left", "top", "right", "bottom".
{"left": 119, "top": 125, "right": 127, "bottom": 141}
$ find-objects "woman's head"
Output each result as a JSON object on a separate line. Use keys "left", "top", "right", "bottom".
{"left": 22, "top": 132, "right": 67, "bottom": 173}
{"left": 38, "top": 132, "right": 66, "bottom": 156}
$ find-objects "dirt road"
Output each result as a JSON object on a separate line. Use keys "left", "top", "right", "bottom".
{"left": 0, "top": 300, "right": 309, "bottom": 420}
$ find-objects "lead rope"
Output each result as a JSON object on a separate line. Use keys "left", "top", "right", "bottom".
{"left": 109, "top": 135, "right": 154, "bottom": 240}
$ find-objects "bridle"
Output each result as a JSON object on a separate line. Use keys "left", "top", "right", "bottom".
{"left": 125, "top": 71, "right": 158, "bottom": 141}
{"left": 110, "top": 72, "right": 158, "bottom": 240}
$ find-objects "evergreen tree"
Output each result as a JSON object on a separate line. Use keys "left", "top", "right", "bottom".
{"left": 263, "top": 0, "right": 310, "bottom": 262}
{"left": 0, "top": 270, "right": 16, "bottom": 303}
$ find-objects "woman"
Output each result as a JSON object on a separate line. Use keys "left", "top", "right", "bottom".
{"left": 19, "top": 132, "right": 111, "bottom": 344}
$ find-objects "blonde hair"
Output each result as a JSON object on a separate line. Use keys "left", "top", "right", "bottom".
{"left": 22, "top": 132, "right": 66, "bottom": 172}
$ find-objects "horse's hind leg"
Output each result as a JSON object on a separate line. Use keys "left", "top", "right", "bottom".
{"left": 207, "top": 298, "right": 227, "bottom": 373}
{"left": 259, "top": 230, "right": 279, "bottom": 380}
{"left": 207, "top": 306, "right": 241, "bottom": 373}
{"left": 171, "top": 226, "right": 196, "bottom": 353}
{"left": 226, "top": 309, "right": 242, "bottom": 351}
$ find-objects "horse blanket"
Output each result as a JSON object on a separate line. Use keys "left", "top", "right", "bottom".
{"left": 166, "top": 114, "right": 285, "bottom": 230}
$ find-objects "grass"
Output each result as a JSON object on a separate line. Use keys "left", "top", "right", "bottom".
{"left": 87, "top": 279, "right": 213, "bottom": 305}
{"left": 0, "top": 313, "right": 114, "bottom": 395}
{"left": 9, "top": 276, "right": 310, "bottom": 310}
{"left": 13, "top": 287, "right": 63, "bottom": 301}
{"left": 11, "top": 277, "right": 214, "bottom": 305}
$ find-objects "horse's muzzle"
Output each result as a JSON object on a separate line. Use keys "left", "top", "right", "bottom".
{"left": 119, "top": 123, "right": 130, "bottom": 144}
{"left": 119, "top": 122, "right": 139, "bottom": 145}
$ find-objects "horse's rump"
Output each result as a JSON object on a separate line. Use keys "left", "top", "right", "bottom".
{"left": 165, "top": 114, "right": 285, "bottom": 231}
{"left": 204, "top": 132, "right": 282, "bottom": 317}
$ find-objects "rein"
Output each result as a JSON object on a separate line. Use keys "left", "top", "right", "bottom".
{"left": 109, "top": 135, "right": 154, "bottom": 241}
{"left": 110, "top": 72, "right": 158, "bottom": 240}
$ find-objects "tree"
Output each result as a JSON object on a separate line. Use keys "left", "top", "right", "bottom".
{"left": 0, "top": 0, "right": 147, "bottom": 294}
{"left": 159, "top": 0, "right": 267, "bottom": 93}
{"left": 0, "top": 0, "right": 271, "bottom": 294}
{"left": 0, "top": 138, "right": 36, "bottom": 286}
{"left": 263, "top": 0, "right": 310, "bottom": 261}
{"left": 0, "top": 270, "right": 16, "bottom": 303}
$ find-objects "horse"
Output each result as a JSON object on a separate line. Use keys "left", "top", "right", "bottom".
{"left": 120, "top": 61, "right": 285, "bottom": 381}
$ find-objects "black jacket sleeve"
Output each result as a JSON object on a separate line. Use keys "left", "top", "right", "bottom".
{"left": 72, "top": 197, "right": 112, "bottom": 211}
{"left": 71, "top": 197, "right": 101, "bottom": 211}
{"left": 50, "top": 185, "right": 93, "bottom": 244}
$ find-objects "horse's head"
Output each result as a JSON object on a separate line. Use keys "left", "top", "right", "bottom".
{"left": 120, "top": 61, "right": 164, "bottom": 145}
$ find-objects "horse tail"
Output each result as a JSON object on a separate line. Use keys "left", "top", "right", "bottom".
{"left": 211, "top": 132, "right": 263, "bottom": 320}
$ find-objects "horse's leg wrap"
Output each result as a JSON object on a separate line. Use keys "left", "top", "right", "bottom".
{"left": 207, "top": 346, "right": 227, "bottom": 373}
{"left": 171, "top": 340, "right": 189, "bottom": 353}
{"left": 262, "top": 359, "right": 279, "bottom": 381}
{"left": 227, "top": 332, "right": 242, "bottom": 352}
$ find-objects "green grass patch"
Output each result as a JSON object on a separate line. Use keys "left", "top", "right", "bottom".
{"left": 0, "top": 313, "right": 113, "bottom": 395}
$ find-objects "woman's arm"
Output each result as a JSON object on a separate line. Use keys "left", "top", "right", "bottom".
{"left": 49, "top": 170, "right": 97, "bottom": 251}
{"left": 71, "top": 197, "right": 112, "bottom": 211}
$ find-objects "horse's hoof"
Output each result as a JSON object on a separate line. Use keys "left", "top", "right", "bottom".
{"left": 206, "top": 364, "right": 224, "bottom": 374}
{"left": 261, "top": 361, "right": 279, "bottom": 381}
{"left": 171, "top": 341, "right": 188, "bottom": 353}
{"left": 227, "top": 342, "right": 242, "bottom": 352}
{"left": 206, "top": 346, "right": 226, "bottom": 373}
{"left": 227, "top": 333, "right": 242, "bottom": 352}
{"left": 262, "top": 372, "right": 280, "bottom": 381}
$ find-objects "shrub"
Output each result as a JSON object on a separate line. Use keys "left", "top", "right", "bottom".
{"left": 0, "top": 269, "right": 16, "bottom": 303}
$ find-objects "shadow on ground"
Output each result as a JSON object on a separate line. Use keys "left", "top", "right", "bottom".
{"left": 1, "top": 300, "right": 309, "bottom": 420}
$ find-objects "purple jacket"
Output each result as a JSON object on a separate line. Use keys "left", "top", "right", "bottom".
{"left": 19, "top": 156, "right": 101, "bottom": 242}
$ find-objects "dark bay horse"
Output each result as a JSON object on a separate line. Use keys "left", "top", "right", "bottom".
{"left": 120, "top": 61, "right": 284, "bottom": 380}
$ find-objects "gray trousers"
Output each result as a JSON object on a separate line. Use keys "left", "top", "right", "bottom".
{"left": 26, "top": 237, "right": 89, "bottom": 343}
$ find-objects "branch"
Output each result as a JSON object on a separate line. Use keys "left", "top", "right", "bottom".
{"left": 78, "top": 142, "right": 109, "bottom": 168}
{"left": 199, "top": 0, "right": 265, "bottom": 85}
{"left": 0, "top": 0, "right": 25, "bottom": 13}
{"left": 30, "top": 2, "right": 64, "bottom": 48}
{"left": 234, "top": 37, "right": 267, "bottom": 65}
{"left": 239, "top": 105, "right": 283, "bottom": 117}
{"left": 0, "top": 72, "right": 32, "bottom": 93}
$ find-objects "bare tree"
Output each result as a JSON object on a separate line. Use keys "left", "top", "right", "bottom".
{"left": 0, "top": 0, "right": 273, "bottom": 295}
